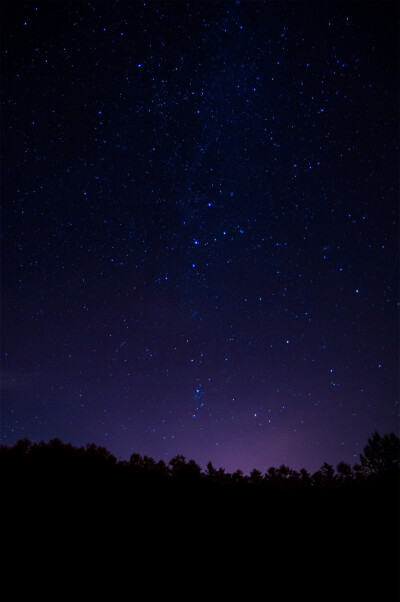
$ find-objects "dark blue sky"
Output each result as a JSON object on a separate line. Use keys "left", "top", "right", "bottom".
{"left": 1, "top": 1, "right": 398, "bottom": 473}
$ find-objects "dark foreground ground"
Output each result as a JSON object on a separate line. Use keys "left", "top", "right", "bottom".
{"left": 1, "top": 464, "right": 399, "bottom": 602}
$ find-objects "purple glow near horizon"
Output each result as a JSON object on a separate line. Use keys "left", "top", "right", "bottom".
{"left": 1, "top": 1, "right": 398, "bottom": 475}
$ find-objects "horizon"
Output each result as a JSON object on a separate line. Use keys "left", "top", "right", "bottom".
{"left": 1, "top": 1, "right": 398, "bottom": 478}
{"left": 3, "top": 428, "right": 394, "bottom": 477}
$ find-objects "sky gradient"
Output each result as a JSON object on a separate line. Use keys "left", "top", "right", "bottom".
{"left": 1, "top": 0, "right": 399, "bottom": 474}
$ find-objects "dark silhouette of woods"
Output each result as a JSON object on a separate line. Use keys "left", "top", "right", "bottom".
{"left": 1, "top": 432, "right": 399, "bottom": 602}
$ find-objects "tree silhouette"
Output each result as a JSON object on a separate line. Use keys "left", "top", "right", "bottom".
{"left": 85, "top": 442, "right": 117, "bottom": 464}
{"left": 215, "top": 466, "right": 226, "bottom": 482}
{"left": 129, "top": 452, "right": 145, "bottom": 470}
{"left": 312, "top": 462, "right": 336, "bottom": 488}
{"left": 185, "top": 459, "right": 202, "bottom": 480}
{"left": 2, "top": 432, "right": 399, "bottom": 602}
{"left": 231, "top": 469, "right": 244, "bottom": 483}
{"left": 266, "top": 466, "right": 279, "bottom": 481}
{"left": 2, "top": 430, "right": 399, "bottom": 490}
{"left": 359, "top": 431, "right": 400, "bottom": 477}
{"left": 169, "top": 454, "right": 187, "bottom": 478}
{"left": 155, "top": 459, "right": 169, "bottom": 479}
{"left": 277, "top": 464, "right": 292, "bottom": 479}
{"left": 299, "top": 468, "right": 312, "bottom": 487}
{"left": 321, "top": 462, "right": 336, "bottom": 486}
{"left": 206, "top": 460, "right": 216, "bottom": 479}
{"left": 10, "top": 437, "right": 32, "bottom": 458}
{"left": 249, "top": 468, "right": 263, "bottom": 484}
{"left": 168, "top": 455, "right": 202, "bottom": 481}
{"left": 336, "top": 461, "right": 354, "bottom": 485}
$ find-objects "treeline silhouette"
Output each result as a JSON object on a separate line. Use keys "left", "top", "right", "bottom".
{"left": 1, "top": 430, "right": 399, "bottom": 489}
{"left": 1, "top": 432, "right": 399, "bottom": 602}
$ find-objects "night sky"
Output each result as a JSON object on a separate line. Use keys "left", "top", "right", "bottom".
{"left": 1, "top": 0, "right": 398, "bottom": 474}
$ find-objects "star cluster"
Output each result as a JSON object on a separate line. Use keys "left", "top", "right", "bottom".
{"left": 1, "top": 1, "right": 398, "bottom": 473}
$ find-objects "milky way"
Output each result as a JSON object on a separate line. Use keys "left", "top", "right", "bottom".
{"left": 1, "top": 1, "right": 398, "bottom": 473}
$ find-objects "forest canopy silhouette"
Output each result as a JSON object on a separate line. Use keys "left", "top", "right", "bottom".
{"left": 1, "top": 431, "right": 399, "bottom": 602}
{"left": 1, "top": 430, "right": 399, "bottom": 488}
